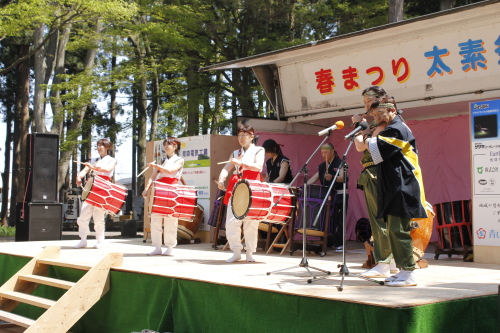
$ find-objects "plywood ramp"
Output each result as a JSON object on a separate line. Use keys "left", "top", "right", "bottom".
{"left": 0, "top": 246, "right": 122, "bottom": 333}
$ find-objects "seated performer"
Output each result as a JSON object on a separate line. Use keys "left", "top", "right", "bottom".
{"left": 262, "top": 139, "right": 293, "bottom": 184}
{"left": 217, "top": 120, "right": 265, "bottom": 263}
{"left": 74, "top": 139, "right": 117, "bottom": 249}
{"left": 354, "top": 86, "right": 398, "bottom": 278}
{"left": 356, "top": 95, "right": 427, "bottom": 287}
{"left": 307, "top": 143, "right": 347, "bottom": 252}
{"left": 142, "top": 137, "right": 184, "bottom": 256}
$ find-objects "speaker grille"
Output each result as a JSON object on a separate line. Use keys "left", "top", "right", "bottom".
{"left": 26, "top": 133, "right": 59, "bottom": 202}
{"left": 15, "top": 202, "right": 62, "bottom": 241}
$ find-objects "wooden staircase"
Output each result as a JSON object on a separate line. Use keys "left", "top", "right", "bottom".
{"left": 0, "top": 246, "right": 122, "bottom": 332}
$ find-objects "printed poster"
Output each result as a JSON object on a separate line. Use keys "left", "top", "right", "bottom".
{"left": 471, "top": 99, "right": 500, "bottom": 246}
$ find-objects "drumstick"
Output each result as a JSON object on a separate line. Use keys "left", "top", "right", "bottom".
{"left": 213, "top": 179, "right": 226, "bottom": 190}
{"left": 136, "top": 165, "right": 150, "bottom": 178}
{"left": 217, "top": 160, "right": 232, "bottom": 165}
{"left": 73, "top": 160, "right": 86, "bottom": 166}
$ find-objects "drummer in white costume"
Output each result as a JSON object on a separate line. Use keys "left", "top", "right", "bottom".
{"left": 74, "top": 139, "right": 117, "bottom": 249}
{"left": 218, "top": 121, "right": 265, "bottom": 263}
{"left": 142, "top": 137, "right": 184, "bottom": 256}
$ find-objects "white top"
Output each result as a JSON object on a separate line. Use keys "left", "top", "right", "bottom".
{"left": 90, "top": 155, "right": 116, "bottom": 178}
{"left": 156, "top": 154, "right": 184, "bottom": 180}
{"left": 231, "top": 144, "right": 264, "bottom": 175}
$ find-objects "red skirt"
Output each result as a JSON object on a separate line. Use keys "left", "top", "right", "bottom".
{"left": 157, "top": 177, "right": 178, "bottom": 185}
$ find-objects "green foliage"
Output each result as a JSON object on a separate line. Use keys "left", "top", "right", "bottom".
{"left": 0, "top": 225, "right": 15, "bottom": 237}
{"left": 1, "top": 0, "right": 479, "bottom": 193}
{"left": 0, "top": 0, "right": 137, "bottom": 39}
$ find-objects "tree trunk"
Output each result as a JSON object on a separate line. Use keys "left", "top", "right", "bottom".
{"left": 388, "top": 0, "right": 404, "bottom": 23}
{"left": 49, "top": 25, "right": 71, "bottom": 137}
{"left": 57, "top": 23, "right": 102, "bottom": 192}
{"left": 135, "top": 75, "right": 147, "bottom": 194}
{"left": 201, "top": 73, "right": 211, "bottom": 135}
{"left": 108, "top": 54, "right": 118, "bottom": 150}
{"left": 211, "top": 72, "right": 223, "bottom": 135}
{"left": 186, "top": 64, "right": 200, "bottom": 136}
{"left": 128, "top": 32, "right": 147, "bottom": 193}
{"left": 132, "top": 98, "right": 137, "bottom": 195}
{"left": 231, "top": 91, "right": 237, "bottom": 135}
{"left": 71, "top": 145, "right": 78, "bottom": 189}
{"left": 144, "top": 42, "right": 159, "bottom": 142}
{"left": 44, "top": 28, "right": 59, "bottom": 87}
{"left": 9, "top": 45, "right": 30, "bottom": 225}
{"left": 1, "top": 107, "right": 12, "bottom": 226}
{"left": 33, "top": 24, "right": 48, "bottom": 133}
{"left": 149, "top": 73, "right": 159, "bottom": 141}
{"left": 440, "top": 0, "right": 455, "bottom": 10}
{"left": 232, "top": 68, "right": 256, "bottom": 117}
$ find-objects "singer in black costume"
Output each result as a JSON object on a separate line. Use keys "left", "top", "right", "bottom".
{"left": 354, "top": 86, "right": 399, "bottom": 280}
{"left": 307, "top": 143, "right": 348, "bottom": 252}
{"left": 355, "top": 95, "right": 427, "bottom": 287}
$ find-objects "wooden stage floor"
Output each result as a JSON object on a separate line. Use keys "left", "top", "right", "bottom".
{"left": 0, "top": 239, "right": 498, "bottom": 309}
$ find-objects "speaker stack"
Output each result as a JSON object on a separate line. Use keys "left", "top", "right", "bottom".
{"left": 16, "top": 133, "right": 63, "bottom": 242}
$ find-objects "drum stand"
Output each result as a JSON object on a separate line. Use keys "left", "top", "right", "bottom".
{"left": 306, "top": 139, "right": 383, "bottom": 290}
{"left": 266, "top": 134, "right": 333, "bottom": 279}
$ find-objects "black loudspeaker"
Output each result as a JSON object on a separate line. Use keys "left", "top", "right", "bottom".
{"left": 16, "top": 202, "right": 63, "bottom": 241}
{"left": 25, "top": 133, "right": 59, "bottom": 202}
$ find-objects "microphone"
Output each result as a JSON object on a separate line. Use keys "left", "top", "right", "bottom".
{"left": 318, "top": 121, "right": 345, "bottom": 136}
{"left": 344, "top": 121, "right": 369, "bottom": 140}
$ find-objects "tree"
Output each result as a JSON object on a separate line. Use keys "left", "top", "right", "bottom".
{"left": 388, "top": 0, "right": 404, "bottom": 23}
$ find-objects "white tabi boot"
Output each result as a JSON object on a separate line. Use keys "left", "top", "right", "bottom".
{"left": 162, "top": 246, "right": 174, "bottom": 256}
{"left": 246, "top": 251, "right": 255, "bottom": 262}
{"left": 226, "top": 250, "right": 242, "bottom": 263}
{"left": 73, "top": 237, "right": 88, "bottom": 249}
{"left": 148, "top": 246, "right": 163, "bottom": 256}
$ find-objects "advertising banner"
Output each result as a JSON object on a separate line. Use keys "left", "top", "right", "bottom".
{"left": 471, "top": 99, "right": 500, "bottom": 246}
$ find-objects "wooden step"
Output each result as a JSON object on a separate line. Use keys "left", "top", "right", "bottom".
{"left": 0, "top": 291, "right": 56, "bottom": 309}
{"left": 0, "top": 309, "right": 35, "bottom": 328}
{"left": 18, "top": 274, "right": 76, "bottom": 290}
{"left": 270, "top": 244, "right": 286, "bottom": 248}
{"left": 36, "top": 259, "right": 92, "bottom": 271}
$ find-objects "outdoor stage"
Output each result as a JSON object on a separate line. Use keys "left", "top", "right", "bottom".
{"left": 0, "top": 239, "right": 498, "bottom": 333}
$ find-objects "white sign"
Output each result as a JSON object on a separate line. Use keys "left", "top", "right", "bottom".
{"left": 279, "top": 11, "right": 500, "bottom": 116}
{"left": 471, "top": 99, "right": 500, "bottom": 246}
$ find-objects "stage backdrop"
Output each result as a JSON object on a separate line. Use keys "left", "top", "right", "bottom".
{"left": 257, "top": 114, "right": 470, "bottom": 242}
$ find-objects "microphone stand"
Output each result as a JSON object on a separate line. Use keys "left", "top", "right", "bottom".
{"left": 306, "top": 137, "right": 383, "bottom": 290}
{"left": 266, "top": 131, "right": 334, "bottom": 279}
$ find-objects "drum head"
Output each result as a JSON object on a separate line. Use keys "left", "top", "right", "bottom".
{"left": 232, "top": 181, "right": 250, "bottom": 219}
{"left": 81, "top": 177, "right": 94, "bottom": 200}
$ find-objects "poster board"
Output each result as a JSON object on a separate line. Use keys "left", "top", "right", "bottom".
{"left": 470, "top": 99, "right": 500, "bottom": 263}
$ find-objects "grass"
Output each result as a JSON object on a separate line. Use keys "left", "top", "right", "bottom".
{"left": 0, "top": 225, "right": 15, "bottom": 237}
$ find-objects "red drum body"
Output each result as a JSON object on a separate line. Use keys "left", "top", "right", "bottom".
{"left": 178, "top": 204, "right": 204, "bottom": 240}
{"left": 231, "top": 179, "right": 294, "bottom": 224}
{"left": 150, "top": 181, "right": 198, "bottom": 220}
{"left": 83, "top": 176, "right": 127, "bottom": 216}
